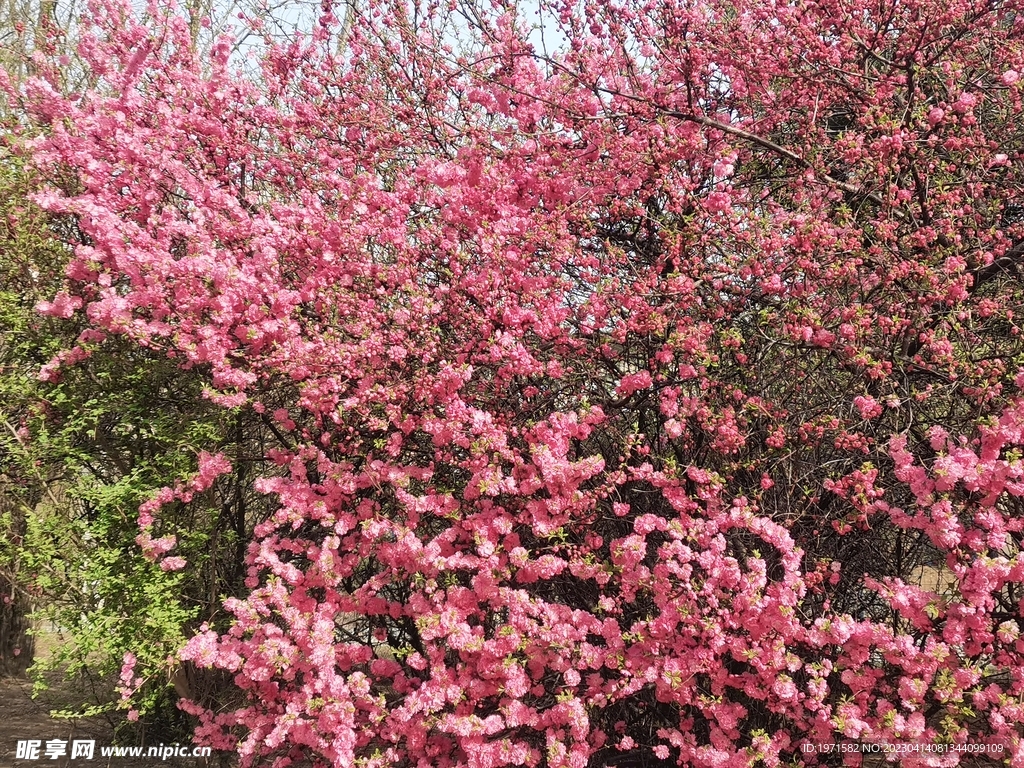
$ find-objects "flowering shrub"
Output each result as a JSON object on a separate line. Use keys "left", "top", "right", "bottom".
{"left": 9, "top": 0, "right": 1024, "bottom": 764}
{"left": 0, "top": 150, "right": 274, "bottom": 735}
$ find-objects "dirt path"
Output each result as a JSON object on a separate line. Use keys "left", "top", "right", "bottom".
{"left": 0, "top": 675, "right": 152, "bottom": 768}
{"left": 0, "top": 674, "right": 224, "bottom": 768}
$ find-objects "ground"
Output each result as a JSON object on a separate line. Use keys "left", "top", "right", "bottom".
{"left": 0, "top": 674, "right": 159, "bottom": 767}
{"left": 0, "top": 631, "right": 221, "bottom": 768}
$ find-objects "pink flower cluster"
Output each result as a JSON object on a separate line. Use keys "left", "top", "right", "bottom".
{"left": 18, "top": 0, "right": 1024, "bottom": 763}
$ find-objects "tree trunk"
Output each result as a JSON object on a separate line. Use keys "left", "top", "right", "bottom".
{"left": 0, "top": 497, "right": 34, "bottom": 678}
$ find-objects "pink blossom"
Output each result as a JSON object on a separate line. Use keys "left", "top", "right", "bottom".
{"left": 22, "top": 3, "right": 1024, "bottom": 765}
{"left": 853, "top": 395, "right": 883, "bottom": 419}
{"left": 616, "top": 371, "right": 653, "bottom": 397}
{"left": 952, "top": 92, "right": 978, "bottom": 112}
{"left": 35, "top": 292, "right": 82, "bottom": 318}
{"left": 705, "top": 191, "right": 732, "bottom": 214}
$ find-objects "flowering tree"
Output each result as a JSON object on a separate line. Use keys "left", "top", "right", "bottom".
{"left": 10, "top": 0, "right": 1024, "bottom": 764}
{"left": 0, "top": 143, "right": 277, "bottom": 740}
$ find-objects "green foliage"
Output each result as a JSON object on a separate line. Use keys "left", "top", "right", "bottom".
{"left": 0, "top": 146, "right": 256, "bottom": 738}
{"left": 0, "top": 147, "right": 62, "bottom": 677}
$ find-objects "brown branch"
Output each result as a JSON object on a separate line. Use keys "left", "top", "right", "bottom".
{"left": 662, "top": 110, "right": 890, "bottom": 210}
